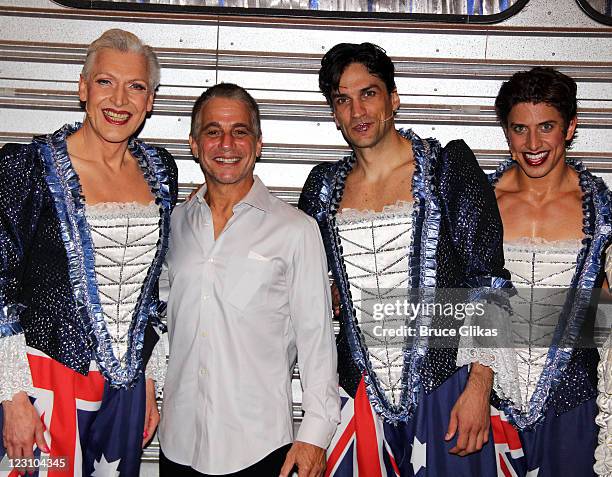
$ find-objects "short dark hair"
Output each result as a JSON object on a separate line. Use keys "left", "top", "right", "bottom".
{"left": 319, "top": 42, "right": 396, "bottom": 106}
{"left": 190, "top": 83, "right": 261, "bottom": 139}
{"left": 495, "top": 67, "right": 577, "bottom": 147}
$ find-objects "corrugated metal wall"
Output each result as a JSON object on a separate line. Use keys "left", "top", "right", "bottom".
{"left": 1, "top": 0, "right": 611, "bottom": 469}
{"left": 1, "top": 0, "right": 611, "bottom": 198}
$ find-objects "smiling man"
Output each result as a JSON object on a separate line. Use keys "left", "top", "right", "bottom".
{"left": 486, "top": 67, "right": 610, "bottom": 476}
{"left": 158, "top": 83, "right": 340, "bottom": 477}
{"left": 299, "top": 43, "right": 512, "bottom": 476}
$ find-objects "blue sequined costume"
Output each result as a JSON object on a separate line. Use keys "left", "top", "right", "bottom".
{"left": 0, "top": 124, "right": 177, "bottom": 476}
{"left": 299, "top": 129, "right": 511, "bottom": 475}
{"left": 0, "top": 124, "right": 177, "bottom": 385}
{"left": 486, "top": 158, "right": 611, "bottom": 476}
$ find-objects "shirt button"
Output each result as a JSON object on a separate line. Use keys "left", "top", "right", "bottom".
{"left": 202, "top": 295, "right": 208, "bottom": 301}
{"left": 199, "top": 368, "right": 207, "bottom": 376}
{"left": 208, "top": 258, "right": 214, "bottom": 263}
{"left": 201, "top": 331, "right": 207, "bottom": 338}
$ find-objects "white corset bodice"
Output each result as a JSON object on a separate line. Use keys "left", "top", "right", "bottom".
{"left": 0, "top": 201, "right": 165, "bottom": 403}
{"left": 503, "top": 238, "right": 581, "bottom": 409}
{"left": 85, "top": 201, "right": 160, "bottom": 364}
{"left": 336, "top": 201, "right": 413, "bottom": 405}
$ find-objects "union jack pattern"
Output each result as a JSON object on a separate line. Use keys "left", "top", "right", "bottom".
{"left": 0, "top": 348, "right": 145, "bottom": 477}
{"left": 326, "top": 372, "right": 529, "bottom": 477}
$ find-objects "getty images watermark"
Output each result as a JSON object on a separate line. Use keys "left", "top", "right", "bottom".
{"left": 371, "top": 300, "right": 496, "bottom": 338}
{"left": 356, "top": 287, "right": 611, "bottom": 349}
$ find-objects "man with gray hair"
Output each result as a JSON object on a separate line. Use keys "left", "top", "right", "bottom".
{"left": 0, "top": 28, "right": 176, "bottom": 477}
{"left": 158, "top": 83, "right": 340, "bottom": 477}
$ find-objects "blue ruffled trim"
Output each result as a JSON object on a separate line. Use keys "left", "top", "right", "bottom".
{"left": 489, "top": 158, "right": 612, "bottom": 429}
{"left": 328, "top": 129, "right": 442, "bottom": 424}
{"left": 463, "top": 275, "right": 514, "bottom": 290}
{"left": 401, "top": 130, "right": 442, "bottom": 420}
{"left": 36, "top": 123, "right": 172, "bottom": 388}
{"left": 148, "top": 300, "right": 168, "bottom": 333}
{"left": 463, "top": 275, "right": 515, "bottom": 308}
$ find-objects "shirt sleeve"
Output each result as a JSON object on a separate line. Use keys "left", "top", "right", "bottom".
{"left": 288, "top": 215, "right": 340, "bottom": 449}
{"left": 440, "top": 141, "right": 516, "bottom": 382}
{"left": 0, "top": 143, "right": 43, "bottom": 401}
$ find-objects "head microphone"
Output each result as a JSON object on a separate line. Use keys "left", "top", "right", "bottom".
{"left": 379, "top": 110, "right": 396, "bottom": 123}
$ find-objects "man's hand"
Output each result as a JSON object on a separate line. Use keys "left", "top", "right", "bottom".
{"left": 279, "top": 441, "right": 326, "bottom": 477}
{"left": 2, "top": 391, "right": 48, "bottom": 474}
{"left": 445, "top": 364, "right": 492, "bottom": 456}
{"left": 142, "top": 378, "right": 160, "bottom": 448}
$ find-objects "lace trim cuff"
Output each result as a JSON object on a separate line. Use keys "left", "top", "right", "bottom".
{"left": 457, "top": 347, "right": 523, "bottom": 409}
{"left": 457, "top": 304, "right": 522, "bottom": 409}
{"left": 595, "top": 343, "right": 612, "bottom": 476}
{"left": 145, "top": 332, "right": 167, "bottom": 396}
{"left": 0, "top": 334, "right": 33, "bottom": 402}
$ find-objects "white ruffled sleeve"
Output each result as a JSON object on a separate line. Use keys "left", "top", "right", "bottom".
{"left": 594, "top": 335, "right": 612, "bottom": 476}
{"left": 0, "top": 333, "right": 34, "bottom": 403}
{"left": 456, "top": 347, "right": 523, "bottom": 408}
{"left": 145, "top": 330, "right": 167, "bottom": 397}
{"left": 456, "top": 300, "right": 523, "bottom": 408}
{"left": 595, "top": 247, "right": 612, "bottom": 475}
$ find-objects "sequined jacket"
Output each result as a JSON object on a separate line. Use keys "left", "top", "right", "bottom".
{"left": 0, "top": 124, "right": 178, "bottom": 388}
{"left": 299, "top": 129, "right": 511, "bottom": 423}
{"left": 488, "top": 158, "right": 611, "bottom": 429}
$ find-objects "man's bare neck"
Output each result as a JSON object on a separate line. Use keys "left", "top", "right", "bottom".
{"left": 67, "top": 122, "right": 130, "bottom": 171}
{"left": 352, "top": 131, "right": 413, "bottom": 182}
{"left": 498, "top": 163, "right": 579, "bottom": 204}
{"left": 204, "top": 177, "right": 254, "bottom": 214}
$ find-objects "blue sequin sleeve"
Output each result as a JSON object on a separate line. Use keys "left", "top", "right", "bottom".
{"left": 0, "top": 142, "right": 44, "bottom": 338}
{"left": 439, "top": 139, "right": 511, "bottom": 289}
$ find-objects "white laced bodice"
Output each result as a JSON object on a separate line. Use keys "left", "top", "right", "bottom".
{"left": 86, "top": 202, "right": 166, "bottom": 390}
{"left": 0, "top": 202, "right": 166, "bottom": 403}
{"left": 336, "top": 201, "right": 413, "bottom": 406}
{"left": 86, "top": 202, "right": 159, "bottom": 363}
{"left": 457, "top": 238, "right": 582, "bottom": 412}
{"left": 504, "top": 238, "right": 581, "bottom": 408}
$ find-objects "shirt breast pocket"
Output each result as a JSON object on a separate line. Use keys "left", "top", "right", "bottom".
{"left": 223, "top": 255, "right": 275, "bottom": 312}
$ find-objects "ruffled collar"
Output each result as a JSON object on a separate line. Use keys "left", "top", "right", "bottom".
{"left": 327, "top": 128, "right": 442, "bottom": 423}
{"left": 34, "top": 123, "right": 172, "bottom": 388}
{"left": 489, "top": 157, "right": 608, "bottom": 429}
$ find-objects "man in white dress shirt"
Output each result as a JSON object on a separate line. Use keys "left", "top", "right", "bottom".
{"left": 158, "top": 83, "right": 340, "bottom": 477}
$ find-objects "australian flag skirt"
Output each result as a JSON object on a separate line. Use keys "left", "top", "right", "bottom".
{"left": 0, "top": 347, "right": 146, "bottom": 477}
{"left": 325, "top": 366, "right": 597, "bottom": 477}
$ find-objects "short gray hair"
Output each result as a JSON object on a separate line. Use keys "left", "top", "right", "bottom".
{"left": 190, "top": 83, "right": 261, "bottom": 139}
{"left": 81, "top": 29, "right": 161, "bottom": 90}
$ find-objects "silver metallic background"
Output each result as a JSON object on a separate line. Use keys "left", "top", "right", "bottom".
{"left": 104, "top": 0, "right": 520, "bottom": 14}
{"left": 0, "top": 0, "right": 611, "bottom": 471}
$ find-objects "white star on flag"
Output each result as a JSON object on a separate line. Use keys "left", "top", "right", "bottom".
{"left": 92, "top": 454, "right": 121, "bottom": 477}
{"left": 410, "top": 436, "right": 427, "bottom": 474}
{"left": 0, "top": 452, "right": 12, "bottom": 472}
